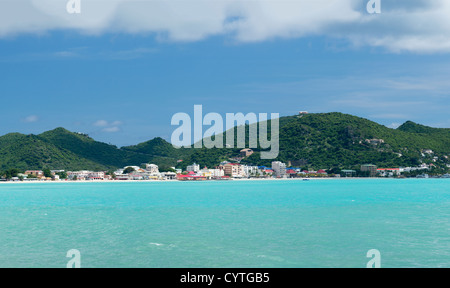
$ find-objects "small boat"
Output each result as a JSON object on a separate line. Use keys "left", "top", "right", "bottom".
{"left": 416, "top": 174, "right": 429, "bottom": 179}
{"left": 442, "top": 174, "right": 450, "bottom": 179}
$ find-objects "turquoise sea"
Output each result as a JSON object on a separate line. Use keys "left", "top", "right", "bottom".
{"left": 0, "top": 179, "right": 450, "bottom": 268}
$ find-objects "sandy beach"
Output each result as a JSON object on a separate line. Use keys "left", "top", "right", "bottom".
{"left": 0, "top": 177, "right": 403, "bottom": 184}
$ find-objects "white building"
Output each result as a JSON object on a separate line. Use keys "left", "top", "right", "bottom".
{"left": 272, "top": 161, "right": 287, "bottom": 178}
{"left": 243, "top": 165, "right": 260, "bottom": 177}
{"left": 67, "top": 171, "right": 92, "bottom": 180}
{"left": 211, "top": 169, "right": 225, "bottom": 178}
{"left": 145, "top": 164, "right": 159, "bottom": 174}
{"left": 89, "top": 171, "right": 105, "bottom": 180}
{"left": 186, "top": 163, "right": 200, "bottom": 173}
{"left": 116, "top": 174, "right": 130, "bottom": 180}
{"left": 161, "top": 172, "right": 177, "bottom": 180}
{"left": 223, "top": 163, "right": 245, "bottom": 178}
{"left": 200, "top": 167, "right": 213, "bottom": 179}
{"left": 129, "top": 174, "right": 144, "bottom": 180}
{"left": 198, "top": 168, "right": 225, "bottom": 179}
{"left": 67, "top": 171, "right": 105, "bottom": 180}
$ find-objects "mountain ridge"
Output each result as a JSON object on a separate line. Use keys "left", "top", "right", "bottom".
{"left": 1, "top": 113, "right": 449, "bottom": 172}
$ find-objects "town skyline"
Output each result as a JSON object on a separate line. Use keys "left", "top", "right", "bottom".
{"left": 3, "top": 157, "right": 445, "bottom": 182}
{"left": 1, "top": 111, "right": 449, "bottom": 176}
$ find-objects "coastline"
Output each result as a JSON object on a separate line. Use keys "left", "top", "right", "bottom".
{"left": 0, "top": 177, "right": 430, "bottom": 184}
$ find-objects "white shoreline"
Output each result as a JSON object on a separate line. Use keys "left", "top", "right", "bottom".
{"left": 0, "top": 177, "right": 425, "bottom": 184}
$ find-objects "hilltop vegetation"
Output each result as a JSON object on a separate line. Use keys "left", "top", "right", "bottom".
{"left": 0, "top": 113, "right": 449, "bottom": 173}
{"left": 122, "top": 137, "right": 193, "bottom": 160}
{"left": 39, "top": 128, "right": 151, "bottom": 169}
{"left": 274, "top": 113, "right": 450, "bottom": 169}
{"left": 0, "top": 132, "right": 108, "bottom": 171}
{"left": 398, "top": 121, "right": 450, "bottom": 134}
{"left": 178, "top": 113, "right": 450, "bottom": 171}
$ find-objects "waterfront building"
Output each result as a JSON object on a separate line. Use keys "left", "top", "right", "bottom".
{"left": 89, "top": 171, "right": 105, "bottom": 180}
{"left": 67, "top": 171, "right": 106, "bottom": 181}
{"left": 176, "top": 174, "right": 207, "bottom": 181}
{"left": 67, "top": 171, "right": 91, "bottom": 180}
{"left": 361, "top": 164, "right": 378, "bottom": 177}
{"left": 25, "top": 170, "right": 44, "bottom": 178}
{"left": 116, "top": 174, "right": 131, "bottom": 180}
{"left": 272, "top": 161, "right": 287, "bottom": 178}
{"left": 211, "top": 169, "right": 225, "bottom": 178}
{"left": 145, "top": 164, "right": 159, "bottom": 174}
{"left": 161, "top": 172, "right": 177, "bottom": 180}
{"left": 286, "top": 169, "right": 298, "bottom": 178}
{"left": 242, "top": 165, "right": 260, "bottom": 177}
{"left": 341, "top": 170, "right": 356, "bottom": 177}
{"left": 377, "top": 168, "right": 400, "bottom": 177}
{"left": 200, "top": 167, "right": 213, "bottom": 179}
{"left": 224, "top": 163, "right": 245, "bottom": 178}
{"left": 317, "top": 169, "right": 327, "bottom": 175}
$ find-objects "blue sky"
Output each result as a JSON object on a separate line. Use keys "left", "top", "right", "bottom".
{"left": 1, "top": 1, "right": 450, "bottom": 146}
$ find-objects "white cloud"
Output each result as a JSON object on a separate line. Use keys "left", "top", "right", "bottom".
{"left": 1, "top": 0, "right": 450, "bottom": 52}
{"left": 102, "top": 126, "right": 121, "bottom": 133}
{"left": 93, "top": 119, "right": 122, "bottom": 132}
{"left": 22, "top": 115, "right": 39, "bottom": 123}
{"left": 93, "top": 120, "right": 109, "bottom": 127}
{"left": 110, "top": 120, "right": 123, "bottom": 126}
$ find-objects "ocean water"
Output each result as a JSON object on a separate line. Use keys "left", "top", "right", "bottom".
{"left": 0, "top": 179, "right": 450, "bottom": 268}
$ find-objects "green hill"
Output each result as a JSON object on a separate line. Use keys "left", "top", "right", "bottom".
{"left": 0, "top": 113, "right": 449, "bottom": 173}
{"left": 397, "top": 121, "right": 450, "bottom": 137}
{"left": 178, "top": 113, "right": 450, "bottom": 170}
{"left": 0, "top": 132, "right": 108, "bottom": 171}
{"left": 38, "top": 128, "right": 152, "bottom": 169}
{"left": 122, "top": 137, "right": 192, "bottom": 159}
{"left": 121, "top": 137, "right": 194, "bottom": 171}
{"left": 274, "top": 113, "right": 449, "bottom": 169}
{"left": 0, "top": 128, "right": 180, "bottom": 172}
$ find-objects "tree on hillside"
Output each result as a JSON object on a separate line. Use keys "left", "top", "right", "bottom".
{"left": 158, "top": 164, "right": 176, "bottom": 173}
{"left": 57, "top": 171, "right": 68, "bottom": 179}
{"left": 123, "top": 167, "right": 135, "bottom": 174}
{"left": 43, "top": 168, "right": 52, "bottom": 178}
{"left": 2, "top": 168, "right": 22, "bottom": 179}
{"left": 106, "top": 170, "right": 117, "bottom": 179}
